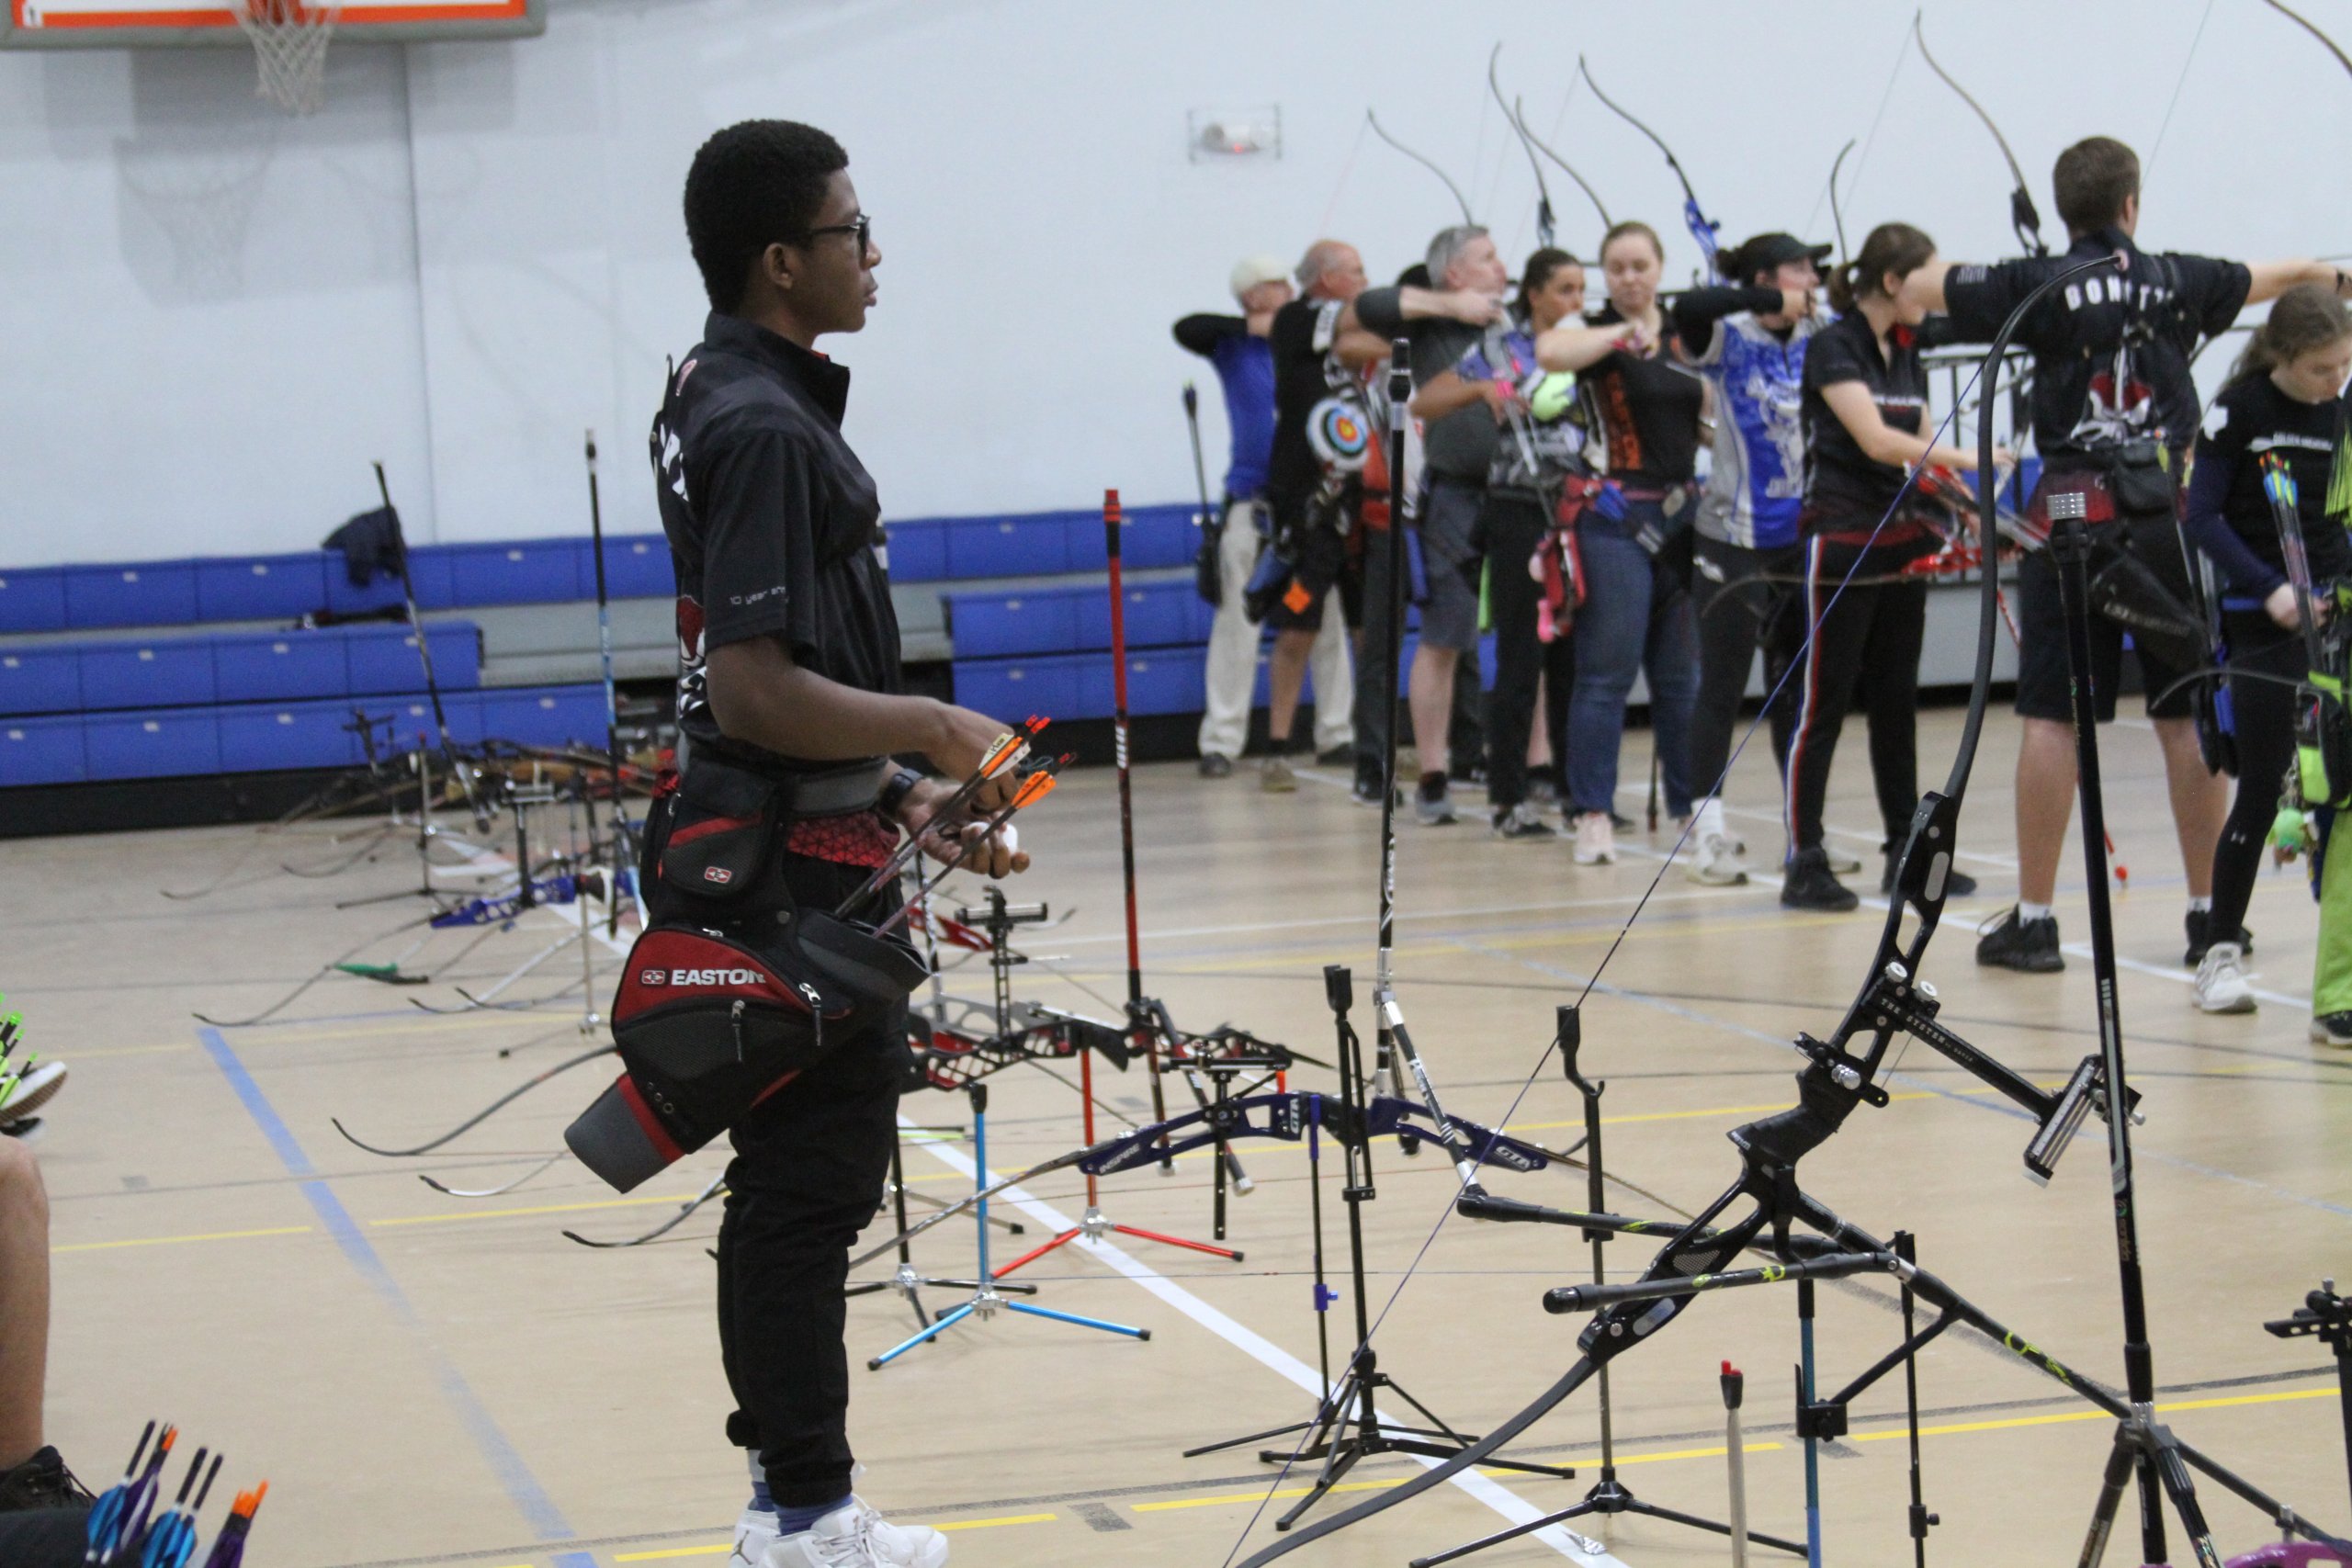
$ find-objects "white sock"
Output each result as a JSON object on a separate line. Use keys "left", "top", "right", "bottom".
{"left": 1693, "top": 797, "right": 1724, "bottom": 836}
{"left": 2018, "top": 902, "right": 2053, "bottom": 922}
{"left": 2188, "top": 896, "right": 2212, "bottom": 913}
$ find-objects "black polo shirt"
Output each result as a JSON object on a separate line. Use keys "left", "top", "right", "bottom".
{"left": 650, "top": 310, "right": 899, "bottom": 778}
{"left": 1941, "top": 228, "right": 2248, "bottom": 467}
{"left": 2186, "top": 373, "right": 2352, "bottom": 596}
{"left": 1577, "top": 304, "right": 1703, "bottom": 488}
{"left": 1802, "top": 309, "right": 1928, "bottom": 532}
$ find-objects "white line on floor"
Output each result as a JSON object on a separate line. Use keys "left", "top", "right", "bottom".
{"left": 899, "top": 1119, "right": 1631, "bottom": 1567}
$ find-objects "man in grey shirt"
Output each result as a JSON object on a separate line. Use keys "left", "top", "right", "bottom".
{"left": 1352, "top": 228, "right": 1508, "bottom": 823}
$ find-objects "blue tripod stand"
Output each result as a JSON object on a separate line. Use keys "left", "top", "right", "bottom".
{"left": 866, "top": 1080, "right": 1150, "bottom": 1369}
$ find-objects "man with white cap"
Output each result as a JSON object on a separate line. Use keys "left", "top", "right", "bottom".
{"left": 1175, "top": 254, "right": 1354, "bottom": 784}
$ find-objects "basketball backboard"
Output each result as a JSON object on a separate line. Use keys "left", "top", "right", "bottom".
{"left": 0, "top": 0, "right": 545, "bottom": 47}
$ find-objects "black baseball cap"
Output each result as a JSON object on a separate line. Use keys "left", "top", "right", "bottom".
{"left": 1729, "top": 232, "right": 1834, "bottom": 278}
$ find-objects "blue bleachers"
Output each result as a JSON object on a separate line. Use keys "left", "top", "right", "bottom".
{"left": 1, "top": 497, "right": 1225, "bottom": 795}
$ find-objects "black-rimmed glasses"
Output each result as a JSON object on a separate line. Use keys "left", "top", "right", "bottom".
{"left": 799, "top": 213, "right": 873, "bottom": 251}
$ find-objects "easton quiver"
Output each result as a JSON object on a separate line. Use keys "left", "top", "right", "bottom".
{"left": 566, "top": 756, "right": 927, "bottom": 1191}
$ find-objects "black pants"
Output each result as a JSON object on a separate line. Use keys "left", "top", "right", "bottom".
{"left": 2211, "top": 615, "right": 2301, "bottom": 941}
{"left": 713, "top": 855, "right": 907, "bottom": 1508}
{"left": 1354, "top": 525, "right": 1396, "bottom": 776}
{"left": 1688, "top": 537, "right": 1801, "bottom": 807}
{"left": 1483, "top": 494, "right": 1576, "bottom": 809}
{"left": 1783, "top": 544, "right": 1928, "bottom": 856}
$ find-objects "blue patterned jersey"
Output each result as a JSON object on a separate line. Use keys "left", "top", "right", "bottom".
{"left": 1688, "top": 311, "right": 1825, "bottom": 549}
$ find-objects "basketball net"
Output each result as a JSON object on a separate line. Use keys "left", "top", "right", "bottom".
{"left": 232, "top": 0, "right": 344, "bottom": 116}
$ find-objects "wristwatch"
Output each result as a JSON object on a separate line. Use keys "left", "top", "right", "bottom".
{"left": 877, "top": 767, "right": 924, "bottom": 820}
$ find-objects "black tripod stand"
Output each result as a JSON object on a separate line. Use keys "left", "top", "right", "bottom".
{"left": 1411, "top": 1005, "right": 1802, "bottom": 1566}
{"left": 1184, "top": 965, "right": 1572, "bottom": 1531}
{"left": 2265, "top": 1280, "right": 2352, "bottom": 1523}
{"left": 2046, "top": 491, "right": 2227, "bottom": 1566}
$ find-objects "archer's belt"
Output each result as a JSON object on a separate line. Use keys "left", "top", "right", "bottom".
{"left": 669, "top": 754, "right": 892, "bottom": 818}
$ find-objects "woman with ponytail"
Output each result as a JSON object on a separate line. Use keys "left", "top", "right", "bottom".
{"left": 2180, "top": 282, "right": 2352, "bottom": 1019}
{"left": 1780, "top": 222, "right": 2002, "bottom": 910}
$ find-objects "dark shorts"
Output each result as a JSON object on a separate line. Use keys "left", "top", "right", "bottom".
{"left": 1418, "top": 476, "right": 1485, "bottom": 652}
{"left": 2013, "top": 546, "right": 2195, "bottom": 723}
{"left": 1261, "top": 515, "right": 1350, "bottom": 633}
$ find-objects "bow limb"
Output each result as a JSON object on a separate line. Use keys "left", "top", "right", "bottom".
{"left": 2263, "top": 0, "right": 2352, "bottom": 79}
{"left": 1513, "top": 96, "right": 1613, "bottom": 236}
{"left": 1827, "top": 137, "right": 1857, "bottom": 269}
{"left": 1912, "top": 11, "right": 2047, "bottom": 255}
{"left": 1487, "top": 45, "right": 1555, "bottom": 249}
{"left": 1363, "top": 108, "right": 1474, "bottom": 226}
{"left": 1576, "top": 56, "right": 1720, "bottom": 276}
{"left": 843, "top": 1144, "right": 1095, "bottom": 1271}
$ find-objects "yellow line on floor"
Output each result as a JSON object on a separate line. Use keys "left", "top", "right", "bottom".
{"left": 1850, "top": 1384, "right": 2335, "bottom": 1443}
{"left": 52, "top": 1224, "right": 314, "bottom": 1254}
{"left": 610, "top": 1514, "right": 1055, "bottom": 1559}
{"left": 1131, "top": 1444, "right": 1784, "bottom": 1513}
{"left": 371, "top": 1190, "right": 710, "bottom": 1226}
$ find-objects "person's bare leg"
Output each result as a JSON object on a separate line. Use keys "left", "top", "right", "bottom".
{"left": 2154, "top": 716, "right": 2227, "bottom": 899}
{"left": 2016, "top": 716, "right": 2079, "bottom": 907}
{"left": 1266, "top": 628, "right": 1316, "bottom": 749}
{"left": 0, "top": 1139, "right": 49, "bottom": 1470}
{"left": 1408, "top": 645, "right": 1459, "bottom": 781}
{"left": 1528, "top": 671, "right": 1552, "bottom": 772}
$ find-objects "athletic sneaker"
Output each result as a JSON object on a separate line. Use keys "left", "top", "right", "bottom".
{"left": 763, "top": 1497, "right": 949, "bottom": 1568}
{"left": 1259, "top": 758, "right": 1296, "bottom": 795}
{"left": 1351, "top": 765, "right": 1387, "bottom": 807}
{"left": 0, "top": 1446, "right": 92, "bottom": 1513}
{"left": 1315, "top": 746, "right": 1352, "bottom": 768}
{"left": 1683, "top": 802, "right": 1744, "bottom": 886}
{"left": 1977, "top": 908, "right": 2064, "bottom": 973}
{"left": 1779, "top": 848, "right": 1859, "bottom": 912}
{"left": 1880, "top": 851, "right": 1977, "bottom": 898}
{"left": 1197, "top": 752, "right": 1234, "bottom": 779}
{"left": 2192, "top": 942, "right": 2256, "bottom": 1014}
{"left": 0, "top": 1060, "right": 63, "bottom": 1129}
{"left": 2184, "top": 908, "right": 2254, "bottom": 968}
{"left": 734, "top": 1506, "right": 779, "bottom": 1568}
{"left": 1491, "top": 802, "right": 1558, "bottom": 840}
{"left": 2311, "top": 1012, "right": 2352, "bottom": 1047}
{"left": 1572, "top": 812, "right": 1615, "bottom": 865}
{"left": 1527, "top": 773, "right": 1562, "bottom": 807}
{"left": 1415, "top": 787, "right": 1458, "bottom": 827}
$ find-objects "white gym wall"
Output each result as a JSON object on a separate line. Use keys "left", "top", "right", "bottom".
{"left": 1, "top": 0, "right": 2342, "bottom": 566}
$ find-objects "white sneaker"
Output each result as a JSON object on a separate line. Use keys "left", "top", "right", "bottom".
{"left": 763, "top": 1497, "right": 948, "bottom": 1568}
{"left": 1682, "top": 802, "right": 1747, "bottom": 886}
{"left": 733, "top": 1506, "right": 779, "bottom": 1568}
{"left": 1573, "top": 812, "right": 1615, "bottom": 865}
{"left": 2193, "top": 942, "right": 2256, "bottom": 1015}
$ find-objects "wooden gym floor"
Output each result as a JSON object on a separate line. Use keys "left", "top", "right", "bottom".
{"left": 15, "top": 705, "right": 2352, "bottom": 1567}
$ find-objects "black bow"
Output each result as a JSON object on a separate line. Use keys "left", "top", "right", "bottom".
{"left": 1914, "top": 12, "right": 2047, "bottom": 257}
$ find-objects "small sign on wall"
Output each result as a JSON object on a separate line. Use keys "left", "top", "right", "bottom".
{"left": 1188, "top": 107, "right": 1280, "bottom": 162}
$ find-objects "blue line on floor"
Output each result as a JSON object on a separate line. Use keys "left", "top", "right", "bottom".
{"left": 198, "top": 1026, "right": 576, "bottom": 1541}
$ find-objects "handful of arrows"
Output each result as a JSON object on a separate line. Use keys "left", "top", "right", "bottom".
{"left": 80, "top": 1421, "right": 267, "bottom": 1568}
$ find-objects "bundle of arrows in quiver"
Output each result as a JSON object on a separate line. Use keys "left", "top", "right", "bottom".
{"left": 79, "top": 1422, "right": 266, "bottom": 1568}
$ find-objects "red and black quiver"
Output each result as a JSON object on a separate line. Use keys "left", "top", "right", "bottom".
{"left": 565, "top": 757, "right": 928, "bottom": 1191}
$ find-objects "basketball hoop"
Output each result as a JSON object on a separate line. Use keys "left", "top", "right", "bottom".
{"left": 231, "top": 0, "right": 343, "bottom": 116}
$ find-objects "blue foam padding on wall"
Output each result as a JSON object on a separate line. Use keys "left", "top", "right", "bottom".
{"left": 951, "top": 656, "right": 1080, "bottom": 722}
{"left": 948, "top": 515, "right": 1068, "bottom": 579}
{"left": 0, "top": 646, "right": 81, "bottom": 716}
{"left": 885, "top": 521, "right": 947, "bottom": 582}
{"left": 945, "top": 588, "right": 1080, "bottom": 659}
{"left": 64, "top": 561, "right": 199, "bottom": 630}
{"left": 85, "top": 708, "right": 221, "bottom": 780}
{"left": 345, "top": 624, "right": 481, "bottom": 696}
{"left": 213, "top": 629, "right": 350, "bottom": 704}
{"left": 78, "top": 638, "right": 216, "bottom": 710}
{"left": 444, "top": 541, "right": 584, "bottom": 608}
{"left": 219, "top": 701, "right": 365, "bottom": 773}
{"left": 597, "top": 536, "right": 673, "bottom": 599}
{"left": 475, "top": 684, "right": 608, "bottom": 748}
{"left": 196, "top": 555, "right": 330, "bottom": 622}
{"left": 0, "top": 716, "right": 85, "bottom": 786}
{"left": 0, "top": 569, "right": 69, "bottom": 634}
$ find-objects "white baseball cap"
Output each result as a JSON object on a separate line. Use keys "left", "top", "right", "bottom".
{"left": 1229, "top": 254, "right": 1291, "bottom": 301}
